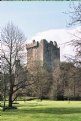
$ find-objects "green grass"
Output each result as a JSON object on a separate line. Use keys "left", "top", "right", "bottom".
{"left": 0, "top": 100, "right": 81, "bottom": 121}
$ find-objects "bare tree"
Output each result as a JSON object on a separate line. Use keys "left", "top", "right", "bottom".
{"left": 52, "top": 66, "right": 64, "bottom": 100}
{"left": 67, "top": 3, "right": 81, "bottom": 66}
{"left": 63, "top": 3, "right": 81, "bottom": 100}
{"left": 68, "top": 3, "right": 81, "bottom": 26}
{"left": 27, "top": 61, "right": 52, "bottom": 100}
{"left": 60, "top": 62, "right": 81, "bottom": 100}
{"left": 1, "top": 22, "right": 27, "bottom": 108}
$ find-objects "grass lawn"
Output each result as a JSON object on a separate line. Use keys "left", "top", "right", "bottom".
{"left": 0, "top": 100, "right": 81, "bottom": 121}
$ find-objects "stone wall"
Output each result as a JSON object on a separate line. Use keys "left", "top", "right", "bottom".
{"left": 26, "top": 39, "right": 60, "bottom": 71}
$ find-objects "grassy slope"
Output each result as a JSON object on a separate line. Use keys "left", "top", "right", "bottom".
{"left": 0, "top": 100, "right": 81, "bottom": 121}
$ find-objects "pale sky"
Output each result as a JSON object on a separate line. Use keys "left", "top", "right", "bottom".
{"left": 0, "top": 1, "right": 77, "bottom": 38}
{"left": 0, "top": 1, "right": 79, "bottom": 61}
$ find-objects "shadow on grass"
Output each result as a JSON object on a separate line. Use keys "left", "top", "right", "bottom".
{"left": 1, "top": 103, "right": 81, "bottom": 115}
{"left": 18, "top": 107, "right": 81, "bottom": 115}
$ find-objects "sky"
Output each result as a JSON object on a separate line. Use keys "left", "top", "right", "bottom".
{"left": 0, "top": 1, "right": 76, "bottom": 37}
{"left": 0, "top": 1, "right": 80, "bottom": 61}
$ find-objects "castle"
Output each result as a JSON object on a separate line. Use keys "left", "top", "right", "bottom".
{"left": 26, "top": 39, "right": 60, "bottom": 71}
{"left": 26, "top": 39, "right": 60, "bottom": 99}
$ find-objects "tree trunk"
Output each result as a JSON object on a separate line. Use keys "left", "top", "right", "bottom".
{"left": 73, "top": 80, "right": 76, "bottom": 97}
{"left": 8, "top": 84, "right": 13, "bottom": 108}
{"left": 9, "top": 93, "right": 13, "bottom": 108}
{"left": 8, "top": 51, "right": 13, "bottom": 108}
{"left": 3, "top": 73, "right": 6, "bottom": 111}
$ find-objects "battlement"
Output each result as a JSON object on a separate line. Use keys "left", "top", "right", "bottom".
{"left": 26, "top": 39, "right": 59, "bottom": 50}
{"left": 40, "top": 39, "right": 58, "bottom": 48}
{"left": 26, "top": 39, "right": 60, "bottom": 70}
{"left": 26, "top": 40, "right": 38, "bottom": 49}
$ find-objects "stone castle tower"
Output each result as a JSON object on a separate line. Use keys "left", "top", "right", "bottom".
{"left": 26, "top": 39, "right": 60, "bottom": 71}
{"left": 26, "top": 39, "right": 60, "bottom": 99}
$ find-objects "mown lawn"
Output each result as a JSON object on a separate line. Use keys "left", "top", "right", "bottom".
{"left": 0, "top": 100, "right": 81, "bottom": 121}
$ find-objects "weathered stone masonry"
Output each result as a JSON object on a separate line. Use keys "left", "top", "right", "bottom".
{"left": 26, "top": 39, "right": 60, "bottom": 99}
{"left": 26, "top": 39, "right": 60, "bottom": 71}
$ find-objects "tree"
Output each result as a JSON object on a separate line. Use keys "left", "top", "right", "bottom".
{"left": 63, "top": 3, "right": 81, "bottom": 100}
{"left": 60, "top": 62, "right": 81, "bottom": 100}
{"left": 51, "top": 66, "right": 60, "bottom": 100}
{"left": 68, "top": 3, "right": 81, "bottom": 26}
{"left": 67, "top": 3, "right": 81, "bottom": 66}
{"left": 1, "top": 22, "right": 27, "bottom": 108}
{"left": 27, "top": 61, "right": 52, "bottom": 100}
